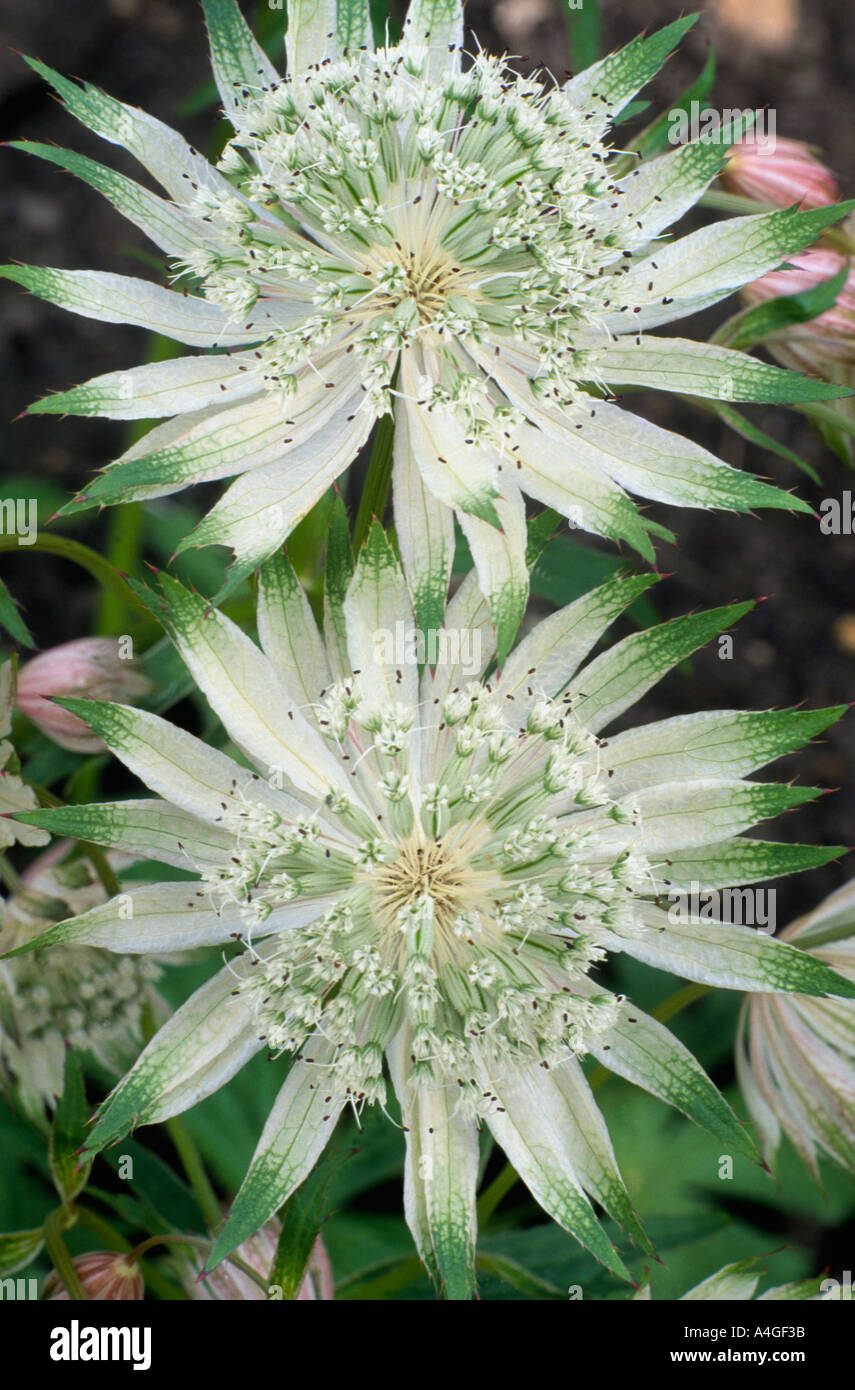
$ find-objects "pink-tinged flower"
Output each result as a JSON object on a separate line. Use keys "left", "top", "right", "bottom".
{"left": 44, "top": 1251, "right": 144, "bottom": 1300}
{"left": 16, "top": 638, "right": 152, "bottom": 753}
{"left": 740, "top": 242, "right": 855, "bottom": 376}
{"left": 187, "top": 1224, "right": 333, "bottom": 1301}
{"left": 737, "top": 878, "right": 855, "bottom": 1179}
{"left": 721, "top": 135, "right": 840, "bottom": 211}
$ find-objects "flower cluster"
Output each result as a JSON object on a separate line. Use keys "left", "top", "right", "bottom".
{"left": 0, "top": 845, "right": 163, "bottom": 1117}
{"left": 13, "top": 535, "right": 850, "bottom": 1293}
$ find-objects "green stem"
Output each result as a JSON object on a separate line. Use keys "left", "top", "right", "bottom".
{"left": 651, "top": 980, "right": 711, "bottom": 1026}
{"left": 74, "top": 1209, "right": 188, "bottom": 1300}
{"left": 477, "top": 981, "right": 713, "bottom": 1225}
{"left": 0, "top": 534, "right": 150, "bottom": 620}
{"left": 476, "top": 1158, "right": 521, "bottom": 1227}
{"left": 164, "top": 1116, "right": 222, "bottom": 1230}
{"left": 43, "top": 1207, "right": 87, "bottom": 1300}
{"left": 96, "top": 504, "right": 144, "bottom": 636}
{"left": 352, "top": 375, "right": 398, "bottom": 551}
{"left": 75, "top": 1205, "right": 131, "bottom": 1253}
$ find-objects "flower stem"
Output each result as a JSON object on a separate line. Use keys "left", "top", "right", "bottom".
{"left": 43, "top": 1207, "right": 87, "bottom": 1300}
{"left": 0, "top": 533, "right": 150, "bottom": 619}
{"left": 476, "top": 1160, "right": 521, "bottom": 1226}
{"left": 164, "top": 1116, "right": 222, "bottom": 1230}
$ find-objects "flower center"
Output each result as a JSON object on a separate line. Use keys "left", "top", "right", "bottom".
{"left": 371, "top": 826, "right": 492, "bottom": 945}
{"left": 364, "top": 244, "right": 462, "bottom": 324}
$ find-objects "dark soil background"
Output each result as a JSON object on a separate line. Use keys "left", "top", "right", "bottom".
{"left": 1, "top": 0, "right": 854, "bottom": 925}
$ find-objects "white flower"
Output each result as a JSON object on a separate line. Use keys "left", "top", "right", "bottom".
{"left": 11, "top": 531, "right": 851, "bottom": 1296}
{"left": 737, "top": 877, "right": 855, "bottom": 1178}
{"left": 0, "top": 844, "right": 163, "bottom": 1118}
{"left": 6, "top": 1, "right": 847, "bottom": 655}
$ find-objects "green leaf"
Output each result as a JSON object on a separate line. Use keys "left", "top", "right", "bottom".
{"left": 696, "top": 399, "right": 820, "bottom": 484}
{"left": 530, "top": 537, "right": 658, "bottom": 627}
{"left": 49, "top": 1051, "right": 92, "bottom": 1204}
{"left": 324, "top": 491, "right": 356, "bottom": 675}
{"left": 103, "top": 1140, "right": 207, "bottom": 1234}
{"left": 561, "top": 0, "right": 601, "bottom": 72}
{"left": 714, "top": 266, "right": 850, "bottom": 353}
{"left": 524, "top": 509, "right": 562, "bottom": 569}
{"left": 0, "top": 1229, "right": 44, "bottom": 1276}
{"left": 569, "top": 601, "right": 754, "bottom": 733}
{"left": 475, "top": 1251, "right": 566, "bottom": 1300}
{"left": 0, "top": 576, "right": 34, "bottom": 648}
{"left": 565, "top": 15, "right": 698, "bottom": 120}
{"left": 629, "top": 46, "right": 716, "bottom": 159}
{"left": 270, "top": 1145, "right": 339, "bottom": 1300}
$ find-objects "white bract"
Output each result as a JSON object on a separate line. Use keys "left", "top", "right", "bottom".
{"left": 10, "top": 530, "right": 851, "bottom": 1295}
{"left": 5, "top": 0, "right": 849, "bottom": 654}
{"left": 737, "top": 877, "right": 855, "bottom": 1178}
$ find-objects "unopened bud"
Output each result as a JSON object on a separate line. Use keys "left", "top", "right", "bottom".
{"left": 721, "top": 135, "right": 840, "bottom": 210}
{"left": 16, "top": 638, "right": 152, "bottom": 753}
{"left": 44, "top": 1251, "right": 144, "bottom": 1301}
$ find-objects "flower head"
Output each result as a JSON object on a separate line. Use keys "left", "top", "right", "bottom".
{"left": 740, "top": 242, "right": 855, "bottom": 373}
{"left": 186, "top": 1223, "right": 333, "bottom": 1301}
{"left": 13, "top": 530, "right": 852, "bottom": 1295}
{"left": 0, "top": 844, "right": 163, "bottom": 1118}
{"left": 6, "top": 2, "right": 849, "bottom": 654}
{"left": 721, "top": 134, "right": 840, "bottom": 211}
{"left": 16, "top": 637, "right": 153, "bottom": 753}
{"left": 44, "top": 1250, "right": 144, "bottom": 1301}
{"left": 737, "top": 877, "right": 855, "bottom": 1179}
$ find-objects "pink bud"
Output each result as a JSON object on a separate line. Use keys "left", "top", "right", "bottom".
{"left": 740, "top": 243, "right": 855, "bottom": 370}
{"left": 44, "top": 1251, "right": 144, "bottom": 1301}
{"left": 16, "top": 638, "right": 152, "bottom": 753}
{"left": 188, "top": 1225, "right": 333, "bottom": 1301}
{"left": 721, "top": 135, "right": 840, "bottom": 211}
